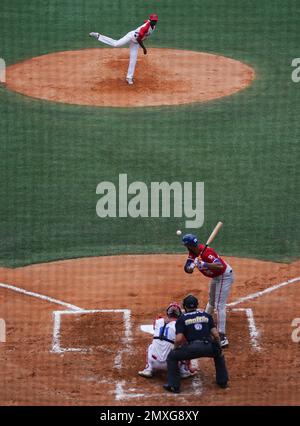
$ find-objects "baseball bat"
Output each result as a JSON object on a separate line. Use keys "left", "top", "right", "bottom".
{"left": 201, "top": 221, "right": 223, "bottom": 256}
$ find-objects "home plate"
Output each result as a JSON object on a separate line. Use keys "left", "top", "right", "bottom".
{"left": 140, "top": 324, "right": 154, "bottom": 335}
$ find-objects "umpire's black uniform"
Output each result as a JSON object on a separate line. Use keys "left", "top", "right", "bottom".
{"left": 165, "top": 298, "right": 228, "bottom": 391}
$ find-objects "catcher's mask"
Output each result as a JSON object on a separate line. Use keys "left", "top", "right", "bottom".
{"left": 166, "top": 302, "right": 182, "bottom": 318}
{"left": 183, "top": 294, "right": 199, "bottom": 310}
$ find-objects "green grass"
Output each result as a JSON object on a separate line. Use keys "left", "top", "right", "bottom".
{"left": 0, "top": 0, "right": 299, "bottom": 266}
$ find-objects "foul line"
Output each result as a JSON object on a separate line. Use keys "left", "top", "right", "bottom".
{"left": 0, "top": 282, "right": 133, "bottom": 375}
{"left": 227, "top": 276, "right": 300, "bottom": 307}
{"left": 0, "top": 282, "right": 82, "bottom": 311}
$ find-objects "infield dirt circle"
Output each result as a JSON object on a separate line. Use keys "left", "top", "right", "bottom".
{"left": 6, "top": 48, "right": 255, "bottom": 107}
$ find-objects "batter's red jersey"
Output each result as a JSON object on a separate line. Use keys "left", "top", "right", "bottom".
{"left": 188, "top": 244, "right": 227, "bottom": 278}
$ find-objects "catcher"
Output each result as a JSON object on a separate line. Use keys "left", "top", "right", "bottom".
{"left": 138, "top": 302, "right": 195, "bottom": 379}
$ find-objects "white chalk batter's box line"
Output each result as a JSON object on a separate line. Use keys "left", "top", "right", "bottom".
{"left": 52, "top": 309, "right": 132, "bottom": 355}
{"left": 117, "top": 309, "right": 260, "bottom": 401}
{"left": 1, "top": 276, "right": 299, "bottom": 400}
{"left": 115, "top": 359, "right": 203, "bottom": 402}
{"left": 51, "top": 309, "right": 203, "bottom": 400}
{"left": 231, "top": 308, "right": 261, "bottom": 351}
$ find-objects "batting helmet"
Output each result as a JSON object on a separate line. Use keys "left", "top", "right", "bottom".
{"left": 183, "top": 294, "right": 199, "bottom": 310}
{"left": 166, "top": 302, "right": 182, "bottom": 318}
{"left": 149, "top": 13, "right": 159, "bottom": 21}
{"left": 182, "top": 234, "right": 199, "bottom": 247}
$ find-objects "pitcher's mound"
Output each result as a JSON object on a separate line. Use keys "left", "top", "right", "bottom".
{"left": 6, "top": 48, "right": 255, "bottom": 107}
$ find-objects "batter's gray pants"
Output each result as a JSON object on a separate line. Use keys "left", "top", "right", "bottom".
{"left": 205, "top": 265, "right": 234, "bottom": 334}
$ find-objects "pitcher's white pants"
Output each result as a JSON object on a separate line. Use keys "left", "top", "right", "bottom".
{"left": 205, "top": 265, "right": 234, "bottom": 334}
{"left": 98, "top": 31, "right": 139, "bottom": 80}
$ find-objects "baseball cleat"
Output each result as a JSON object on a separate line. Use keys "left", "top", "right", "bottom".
{"left": 126, "top": 78, "right": 134, "bottom": 85}
{"left": 217, "top": 382, "right": 228, "bottom": 389}
{"left": 163, "top": 384, "right": 180, "bottom": 394}
{"left": 89, "top": 32, "right": 100, "bottom": 40}
{"left": 219, "top": 334, "right": 229, "bottom": 348}
{"left": 138, "top": 368, "right": 153, "bottom": 378}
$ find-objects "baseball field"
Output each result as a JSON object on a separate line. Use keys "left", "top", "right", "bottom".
{"left": 0, "top": 0, "right": 299, "bottom": 406}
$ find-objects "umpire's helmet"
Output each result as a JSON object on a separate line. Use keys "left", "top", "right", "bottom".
{"left": 166, "top": 302, "right": 182, "bottom": 318}
{"left": 182, "top": 234, "right": 199, "bottom": 247}
{"left": 183, "top": 294, "right": 199, "bottom": 310}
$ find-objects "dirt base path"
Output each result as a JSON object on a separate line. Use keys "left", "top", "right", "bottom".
{"left": 0, "top": 255, "right": 299, "bottom": 405}
{"left": 6, "top": 48, "right": 255, "bottom": 107}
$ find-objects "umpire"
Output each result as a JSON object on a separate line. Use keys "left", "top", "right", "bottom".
{"left": 163, "top": 294, "right": 229, "bottom": 394}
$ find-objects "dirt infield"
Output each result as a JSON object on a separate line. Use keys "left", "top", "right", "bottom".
{"left": 0, "top": 255, "right": 299, "bottom": 406}
{"left": 6, "top": 48, "right": 255, "bottom": 107}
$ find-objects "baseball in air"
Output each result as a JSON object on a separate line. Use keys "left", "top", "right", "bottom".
{"left": 176, "top": 230, "right": 182, "bottom": 236}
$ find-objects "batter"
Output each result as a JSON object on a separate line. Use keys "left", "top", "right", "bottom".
{"left": 89, "top": 13, "right": 158, "bottom": 85}
{"left": 182, "top": 234, "right": 234, "bottom": 347}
